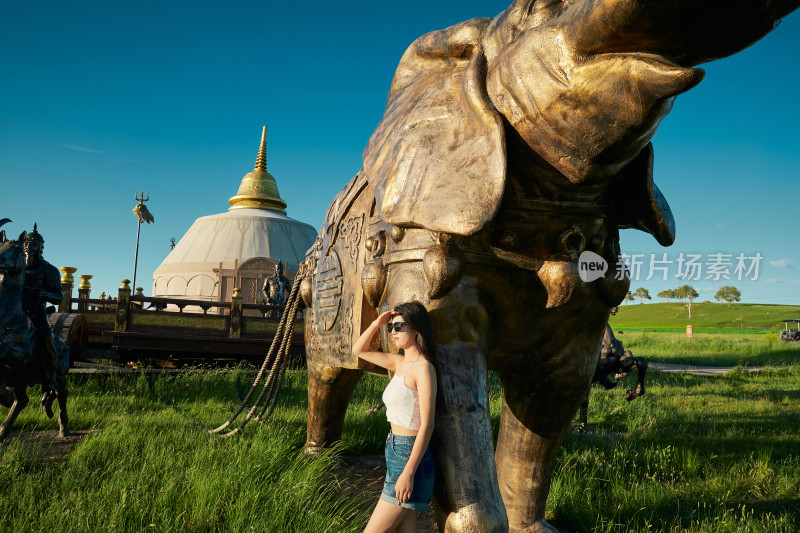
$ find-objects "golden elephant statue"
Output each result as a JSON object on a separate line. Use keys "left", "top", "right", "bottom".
{"left": 299, "top": 1, "right": 798, "bottom": 531}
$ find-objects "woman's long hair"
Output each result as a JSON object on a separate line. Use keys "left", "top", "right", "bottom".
{"left": 394, "top": 301, "right": 438, "bottom": 369}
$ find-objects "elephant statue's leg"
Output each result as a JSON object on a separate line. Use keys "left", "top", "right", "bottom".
{"left": 0, "top": 386, "right": 29, "bottom": 441}
{"left": 432, "top": 342, "right": 508, "bottom": 533}
{"left": 410, "top": 274, "right": 507, "bottom": 533}
{"left": 305, "top": 362, "right": 363, "bottom": 454}
{"left": 495, "top": 334, "right": 604, "bottom": 533}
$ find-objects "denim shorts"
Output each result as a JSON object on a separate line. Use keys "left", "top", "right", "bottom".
{"left": 380, "top": 433, "right": 435, "bottom": 511}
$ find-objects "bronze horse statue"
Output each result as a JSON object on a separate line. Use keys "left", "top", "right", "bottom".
{"left": 298, "top": 1, "right": 799, "bottom": 531}
{"left": 578, "top": 322, "right": 648, "bottom": 429}
{"left": 0, "top": 227, "right": 70, "bottom": 441}
{"left": 594, "top": 324, "right": 647, "bottom": 402}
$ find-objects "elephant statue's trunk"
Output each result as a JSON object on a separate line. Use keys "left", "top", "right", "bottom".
{"left": 487, "top": 0, "right": 800, "bottom": 67}
{"left": 559, "top": 0, "right": 800, "bottom": 66}
{"left": 485, "top": 0, "right": 798, "bottom": 186}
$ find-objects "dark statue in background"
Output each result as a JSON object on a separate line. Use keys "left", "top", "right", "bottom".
{"left": 263, "top": 260, "right": 291, "bottom": 318}
{"left": 298, "top": 1, "right": 799, "bottom": 531}
{"left": 0, "top": 220, "right": 70, "bottom": 440}
{"left": 594, "top": 324, "right": 647, "bottom": 401}
{"left": 579, "top": 308, "right": 648, "bottom": 428}
{"left": 21, "top": 224, "right": 62, "bottom": 416}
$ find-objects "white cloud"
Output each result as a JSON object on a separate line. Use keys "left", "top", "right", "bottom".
{"left": 763, "top": 278, "right": 786, "bottom": 284}
{"left": 63, "top": 144, "right": 104, "bottom": 153}
{"left": 770, "top": 259, "right": 793, "bottom": 268}
{"left": 716, "top": 224, "right": 726, "bottom": 230}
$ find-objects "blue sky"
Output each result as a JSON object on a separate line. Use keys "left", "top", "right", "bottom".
{"left": 1, "top": 1, "right": 798, "bottom": 304}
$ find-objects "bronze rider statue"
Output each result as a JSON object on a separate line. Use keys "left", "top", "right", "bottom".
{"left": 21, "top": 224, "right": 62, "bottom": 418}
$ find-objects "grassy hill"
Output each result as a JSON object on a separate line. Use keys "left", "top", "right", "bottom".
{"left": 610, "top": 302, "right": 800, "bottom": 331}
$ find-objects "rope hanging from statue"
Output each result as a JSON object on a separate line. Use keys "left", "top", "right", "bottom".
{"left": 210, "top": 270, "right": 304, "bottom": 437}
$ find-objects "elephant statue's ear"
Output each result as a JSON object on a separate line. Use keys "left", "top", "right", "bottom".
{"left": 608, "top": 143, "right": 676, "bottom": 247}
{"left": 363, "top": 19, "right": 506, "bottom": 237}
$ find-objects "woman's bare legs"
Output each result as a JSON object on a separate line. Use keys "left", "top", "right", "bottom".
{"left": 364, "top": 499, "right": 415, "bottom": 533}
{"left": 397, "top": 510, "right": 419, "bottom": 533}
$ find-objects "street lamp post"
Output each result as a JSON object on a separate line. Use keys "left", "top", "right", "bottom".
{"left": 131, "top": 190, "right": 154, "bottom": 292}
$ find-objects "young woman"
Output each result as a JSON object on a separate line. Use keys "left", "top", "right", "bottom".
{"left": 353, "top": 301, "right": 438, "bottom": 533}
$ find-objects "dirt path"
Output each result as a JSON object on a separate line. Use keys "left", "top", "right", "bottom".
{"left": 649, "top": 362, "right": 763, "bottom": 376}
{"left": 1, "top": 429, "right": 96, "bottom": 462}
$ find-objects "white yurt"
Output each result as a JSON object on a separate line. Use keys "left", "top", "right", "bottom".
{"left": 152, "top": 127, "right": 317, "bottom": 307}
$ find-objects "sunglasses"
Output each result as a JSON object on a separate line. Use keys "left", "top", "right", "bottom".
{"left": 386, "top": 322, "right": 406, "bottom": 332}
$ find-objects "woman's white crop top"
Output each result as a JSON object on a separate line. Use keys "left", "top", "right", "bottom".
{"left": 382, "top": 361, "right": 421, "bottom": 430}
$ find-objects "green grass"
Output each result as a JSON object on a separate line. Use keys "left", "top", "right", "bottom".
{"left": 1, "top": 364, "right": 799, "bottom": 532}
{"left": 611, "top": 303, "right": 800, "bottom": 332}
{"left": 551, "top": 367, "right": 800, "bottom": 532}
{"left": 617, "top": 331, "right": 800, "bottom": 366}
{"left": 0, "top": 367, "right": 381, "bottom": 532}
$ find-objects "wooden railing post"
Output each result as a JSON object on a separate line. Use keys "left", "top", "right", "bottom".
{"left": 115, "top": 279, "right": 132, "bottom": 332}
{"left": 78, "top": 274, "right": 92, "bottom": 312}
{"left": 229, "top": 287, "right": 242, "bottom": 338}
{"left": 59, "top": 266, "right": 76, "bottom": 312}
{"left": 133, "top": 287, "right": 144, "bottom": 310}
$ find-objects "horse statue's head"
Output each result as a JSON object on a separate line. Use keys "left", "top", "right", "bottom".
{"left": 0, "top": 231, "right": 26, "bottom": 279}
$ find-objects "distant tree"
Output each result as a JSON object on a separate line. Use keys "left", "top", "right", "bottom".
{"left": 657, "top": 289, "right": 673, "bottom": 302}
{"left": 715, "top": 285, "right": 742, "bottom": 308}
{"left": 633, "top": 287, "right": 651, "bottom": 304}
{"left": 676, "top": 285, "right": 699, "bottom": 319}
{"left": 675, "top": 285, "right": 699, "bottom": 302}
{"left": 624, "top": 291, "right": 635, "bottom": 305}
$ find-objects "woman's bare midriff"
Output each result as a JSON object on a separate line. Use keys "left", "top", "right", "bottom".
{"left": 390, "top": 423, "right": 418, "bottom": 437}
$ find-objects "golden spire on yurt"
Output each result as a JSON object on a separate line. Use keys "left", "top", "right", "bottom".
{"left": 228, "top": 126, "right": 287, "bottom": 214}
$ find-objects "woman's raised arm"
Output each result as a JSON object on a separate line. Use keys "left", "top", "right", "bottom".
{"left": 353, "top": 310, "right": 401, "bottom": 371}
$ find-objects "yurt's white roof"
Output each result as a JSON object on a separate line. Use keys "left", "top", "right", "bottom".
{"left": 152, "top": 126, "right": 317, "bottom": 288}
{"left": 155, "top": 208, "right": 316, "bottom": 275}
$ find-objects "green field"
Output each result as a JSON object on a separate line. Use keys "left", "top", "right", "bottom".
{"left": 611, "top": 303, "right": 800, "bottom": 332}
{"left": 617, "top": 332, "right": 800, "bottom": 366}
{"left": 1, "top": 366, "right": 799, "bottom": 532}
{"left": 0, "top": 368, "right": 384, "bottom": 532}
{"left": 552, "top": 366, "right": 800, "bottom": 532}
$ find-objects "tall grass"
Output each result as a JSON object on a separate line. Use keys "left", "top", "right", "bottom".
{"left": 619, "top": 331, "right": 800, "bottom": 366}
{"left": 0, "top": 367, "right": 375, "bottom": 532}
{"left": 550, "top": 367, "right": 800, "bottom": 532}
{"left": 1, "top": 364, "right": 798, "bottom": 532}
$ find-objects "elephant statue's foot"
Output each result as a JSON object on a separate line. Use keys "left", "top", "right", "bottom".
{"left": 496, "top": 397, "right": 567, "bottom": 533}
{"left": 439, "top": 503, "right": 509, "bottom": 533}
{"left": 495, "top": 330, "right": 603, "bottom": 533}
{"left": 511, "top": 519, "right": 562, "bottom": 533}
{"left": 431, "top": 343, "right": 508, "bottom": 533}
{"left": 304, "top": 444, "right": 325, "bottom": 455}
{"left": 305, "top": 362, "right": 363, "bottom": 454}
